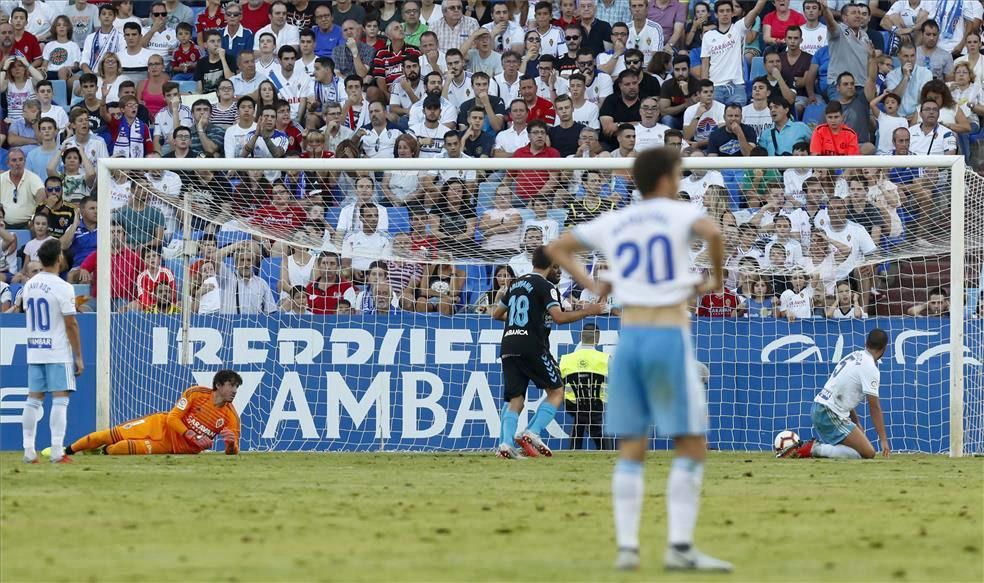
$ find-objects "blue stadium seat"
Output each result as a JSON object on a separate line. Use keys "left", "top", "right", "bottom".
{"left": 387, "top": 206, "right": 410, "bottom": 234}
{"left": 11, "top": 229, "right": 31, "bottom": 249}
{"left": 517, "top": 208, "right": 535, "bottom": 223}
{"left": 8, "top": 283, "right": 22, "bottom": 302}
{"left": 259, "top": 256, "right": 282, "bottom": 294}
{"left": 72, "top": 283, "right": 91, "bottom": 298}
{"left": 325, "top": 206, "right": 343, "bottom": 229}
{"left": 177, "top": 80, "right": 198, "bottom": 94}
{"left": 801, "top": 103, "right": 826, "bottom": 128}
{"left": 461, "top": 264, "right": 491, "bottom": 306}
{"left": 748, "top": 57, "right": 766, "bottom": 82}
{"left": 216, "top": 230, "right": 251, "bottom": 249}
{"left": 51, "top": 79, "right": 67, "bottom": 108}
{"left": 164, "top": 258, "right": 186, "bottom": 294}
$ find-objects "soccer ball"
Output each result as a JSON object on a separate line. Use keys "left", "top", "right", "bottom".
{"left": 773, "top": 430, "right": 800, "bottom": 452}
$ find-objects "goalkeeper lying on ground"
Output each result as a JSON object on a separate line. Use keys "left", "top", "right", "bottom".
{"left": 48, "top": 370, "right": 242, "bottom": 457}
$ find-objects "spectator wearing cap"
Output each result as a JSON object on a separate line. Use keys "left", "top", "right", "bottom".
{"left": 409, "top": 94, "right": 449, "bottom": 157}
{"left": 408, "top": 71, "right": 458, "bottom": 129}
{"left": 810, "top": 101, "right": 861, "bottom": 155}
{"left": 507, "top": 119, "right": 560, "bottom": 201}
{"left": 757, "top": 95, "right": 811, "bottom": 156}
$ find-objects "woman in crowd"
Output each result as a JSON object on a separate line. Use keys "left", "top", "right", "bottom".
{"left": 955, "top": 31, "right": 984, "bottom": 85}
{"left": 919, "top": 80, "right": 971, "bottom": 134}
{"left": 1, "top": 55, "right": 43, "bottom": 122}
{"left": 48, "top": 146, "right": 95, "bottom": 203}
{"left": 432, "top": 178, "right": 477, "bottom": 256}
{"left": 137, "top": 54, "right": 170, "bottom": 118}
{"left": 210, "top": 79, "right": 239, "bottom": 127}
{"left": 95, "top": 53, "right": 129, "bottom": 103}
{"left": 414, "top": 261, "right": 463, "bottom": 315}
{"left": 381, "top": 134, "right": 423, "bottom": 206}
{"left": 257, "top": 79, "right": 280, "bottom": 111}
{"left": 279, "top": 245, "right": 317, "bottom": 300}
{"left": 472, "top": 264, "right": 514, "bottom": 314}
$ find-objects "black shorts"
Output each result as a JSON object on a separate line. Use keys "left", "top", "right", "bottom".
{"left": 501, "top": 352, "right": 562, "bottom": 401}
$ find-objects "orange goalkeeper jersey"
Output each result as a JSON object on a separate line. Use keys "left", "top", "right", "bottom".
{"left": 165, "top": 386, "right": 241, "bottom": 454}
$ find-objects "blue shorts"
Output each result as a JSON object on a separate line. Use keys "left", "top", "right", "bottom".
{"left": 605, "top": 326, "right": 707, "bottom": 438}
{"left": 811, "top": 402, "right": 854, "bottom": 445}
{"left": 28, "top": 363, "right": 76, "bottom": 393}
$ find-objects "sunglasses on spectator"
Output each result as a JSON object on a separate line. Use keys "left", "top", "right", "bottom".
{"left": 46, "top": 186, "right": 62, "bottom": 192}
{"left": 152, "top": 11, "right": 166, "bottom": 16}
{"left": 565, "top": 35, "right": 580, "bottom": 40}
{"left": 625, "top": 59, "right": 641, "bottom": 65}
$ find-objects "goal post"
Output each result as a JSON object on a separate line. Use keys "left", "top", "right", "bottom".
{"left": 94, "top": 154, "right": 978, "bottom": 455}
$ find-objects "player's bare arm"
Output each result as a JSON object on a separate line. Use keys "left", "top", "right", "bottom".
{"left": 867, "top": 394, "right": 890, "bottom": 457}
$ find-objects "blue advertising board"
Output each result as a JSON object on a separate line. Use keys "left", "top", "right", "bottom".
{"left": 0, "top": 314, "right": 972, "bottom": 452}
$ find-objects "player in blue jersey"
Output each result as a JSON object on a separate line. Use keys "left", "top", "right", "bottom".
{"left": 548, "top": 147, "right": 730, "bottom": 572}
{"left": 21, "top": 239, "right": 84, "bottom": 464}
{"left": 492, "top": 246, "right": 605, "bottom": 459}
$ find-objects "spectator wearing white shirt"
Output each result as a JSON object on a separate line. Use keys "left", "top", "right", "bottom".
{"left": 22, "top": 0, "right": 54, "bottom": 41}
{"left": 908, "top": 98, "right": 957, "bottom": 156}
{"left": 567, "top": 73, "right": 601, "bottom": 129}
{"left": 819, "top": 195, "right": 877, "bottom": 308}
{"left": 267, "top": 45, "right": 314, "bottom": 121}
{"left": 443, "top": 48, "right": 474, "bottom": 108}
{"left": 80, "top": 4, "right": 123, "bottom": 75}
{"left": 335, "top": 175, "right": 390, "bottom": 244}
{"left": 388, "top": 55, "right": 425, "bottom": 123}
{"left": 524, "top": 197, "right": 561, "bottom": 243}
{"left": 779, "top": 270, "right": 814, "bottom": 321}
{"left": 342, "top": 204, "right": 392, "bottom": 274}
{"left": 493, "top": 98, "right": 530, "bottom": 156}
{"left": 626, "top": 0, "right": 666, "bottom": 65}
{"left": 153, "top": 82, "right": 194, "bottom": 155}
{"left": 357, "top": 99, "right": 403, "bottom": 158}
{"left": 701, "top": 0, "right": 768, "bottom": 105}
{"left": 634, "top": 96, "right": 672, "bottom": 151}
{"left": 534, "top": 54, "right": 568, "bottom": 102}
{"left": 408, "top": 94, "right": 450, "bottom": 157}
{"left": 140, "top": 1, "right": 179, "bottom": 69}
{"left": 528, "top": 1, "right": 565, "bottom": 57}
{"left": 799, "top": 0, "right": 827, "bottom": 55}
{"left": 224, "top": 95, "right": 258, "bottom": 159}
{"left": 431, "top": 131, "right": 478, "bottom": 186}
{"left": 479, "top": 185, "right": 523, "bottom": 254}
{"left": 494, "top": 50, "right": 523, "bottom": 105}
{"left": 679, "top": 149, "right": 725, "bottom": 207}
{"left": 482, "top": 1, "right": 525, "bottom": 54}
{"left": 254, "top": 32, "right": 281, "bottom": 76}
{"left": 242, "top": 104, "right": 289, "bottom": 157}
{"left": 408, "top": 71, "right": 459, "bottom": 128}
{"left": 575, "top": 50, "right": 614, "bottom": 105}
{"left": 230, "top": 50, "right": 269, "bottom": 98}
{"left": 254, "top": 0, "right": 300, "bottom": 49}
{"left": 683, "top": 79, "right": 726, "bottom": 149}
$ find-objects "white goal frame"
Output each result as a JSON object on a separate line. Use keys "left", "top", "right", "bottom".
{"left": 95, "top": 155, "right": 969, "bottom": 456}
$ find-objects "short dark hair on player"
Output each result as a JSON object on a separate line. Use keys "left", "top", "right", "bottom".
{"left": 531, "top": 245, "right": 552, "bottom": 270}
{"left": 213, "top": 369, "right": 244, "bottom": 388}
{"left": 633, "top": 147, "right": 682, "bottom": 197}
{"left": 866, "top": 328, "right": 889, "bottom": 351}
{"left": 37, "top": 239, "right": 62, "bottom": 268}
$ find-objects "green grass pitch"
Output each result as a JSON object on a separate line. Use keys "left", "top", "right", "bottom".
{"left": 1, "top": 452, "right": 981, "bottom": 582}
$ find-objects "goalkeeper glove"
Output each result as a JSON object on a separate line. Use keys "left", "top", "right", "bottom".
{"left": 183, "top": 430, "right": 213, "bottom": 450}
{"left": 218, "top": 428, "right": 235, "bottom": 442}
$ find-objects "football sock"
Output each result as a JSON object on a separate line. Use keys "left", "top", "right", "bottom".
{"left": 50, "top": 397, "right": 69, "bottom": 460}
{"left": 21, "top": 397, "right": 42, "bottom": 459}
{"left": 612, "top": 459, "right": 644, "bottom": 551}
{"left": 69, "top": 429, "right": 113, "bottom": 453}
{"left": 813, "top": 443, "right": 862, "bottom": 459}
{"left": 499, "top": 406, "right": 519, "bottom": 447}
{"left": 527, "top": 402, "right": 558, "bottom": 436}
{"left": 667, "top": 457, "right": 704, "bottom": 548}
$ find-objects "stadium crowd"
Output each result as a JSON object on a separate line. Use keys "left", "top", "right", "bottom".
{"left": 0, "top": 0, "right": 975, "bottom": 318}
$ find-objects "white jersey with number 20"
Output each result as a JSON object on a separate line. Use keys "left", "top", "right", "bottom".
{"left": 23, "top": 272, "right": 77, "bottom": 364}
{"left": 573, "top": 198, "right": 703, "bottom": 307}
{"left": 814, "top": 349, "right": 880, "bottom": 421}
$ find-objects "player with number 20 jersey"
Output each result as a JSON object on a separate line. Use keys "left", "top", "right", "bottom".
{"left": 548, "top": 148, "right": 730, "bottom": 573}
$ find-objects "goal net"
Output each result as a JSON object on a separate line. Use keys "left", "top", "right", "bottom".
{"left": 96, "top": 155, "right": 982, "bottom": 455}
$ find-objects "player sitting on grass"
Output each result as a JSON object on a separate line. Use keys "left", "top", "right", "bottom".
{"left": 548, "top": 147, "right": 731, "bottom": 572}
{"left": 779, "top": 328, "right": 890, "bottom": 459}
{"left": 492, "top": 246, "right": 605, "bottom": 459}
{"left": 48, "top": 370, "right": 243, "bottom": 457}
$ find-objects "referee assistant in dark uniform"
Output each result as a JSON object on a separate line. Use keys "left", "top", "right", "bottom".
{"left": 560, "top": 323, "right": 614, "bottom": 450}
